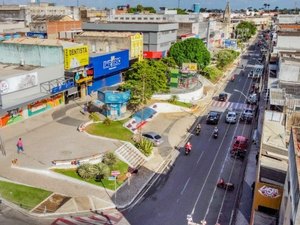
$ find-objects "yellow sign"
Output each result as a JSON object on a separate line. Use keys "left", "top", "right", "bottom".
{"left": 76, "top": 76, "right": 93, "bottom": 84}
{"left": 182, "top": 63, "right": 198, "bottom": 72}
{"left": 130, "top": 33, "right": 143, "bottom": 61}
{"left": 64, "top": 45, "right": 89, "bottom": 70}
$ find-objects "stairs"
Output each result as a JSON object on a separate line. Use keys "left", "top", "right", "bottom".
{"left": 115, "top": 142, "right": 148, "bottom": 168}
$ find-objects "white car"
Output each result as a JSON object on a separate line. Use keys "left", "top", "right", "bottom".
{"left": 225, "top": 111, "right": 237, "bottom": 124}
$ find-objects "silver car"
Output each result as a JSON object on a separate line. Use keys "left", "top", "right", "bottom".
{"left": 142, "top": 132, "right": 164, "bottom": 146}
{"left": 225, "top": 111, "right": 237, "bottom": 124}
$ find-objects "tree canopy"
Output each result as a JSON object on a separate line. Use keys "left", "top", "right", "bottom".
{"left": 235, "top": 21, "right": 257, "bottom": 42}
{"left": 168, "top": 38, "right": 211, "bottom": 70}
{"left": 127, "top": 5, "right": 156, "bottom": 13}
{"left": 121, "top": 60, "right": 170, "bottom": 110}
{"left": 215, "top": 49, "right": 240, "bottom": 69}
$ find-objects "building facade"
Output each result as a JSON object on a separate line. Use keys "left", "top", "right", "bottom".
{"left": 83, "top": 22, "right": 178, "bottom": 59}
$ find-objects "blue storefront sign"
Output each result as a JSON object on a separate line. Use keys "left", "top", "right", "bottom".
{"left": 51, "top": 80, "right": 74, "bottom": 95}
{"left": 224, "top": 39, "right": 237, "bottom": 49}
{"left": 26, "top": 32, "right": 47, "bottom": 39}
{"left": 89, "top": 50, "right": 129, "bottom": 79}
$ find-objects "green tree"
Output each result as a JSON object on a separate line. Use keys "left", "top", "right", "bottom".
{"left": 168, "top": 38, "right": 211, "bottom": 70}
{"left": 77, "top": 164, "right": 95, "bottom": 180}
{"left": 121, "top": 60, "right": 169, "bottom": 110}
{"left": 136, "top": 4, "right": 143, "bottom": 12}
{"left": 161, "top": 57, "right": 177, "bottom": 68}
{"left": 103, "top": 152, "right": 117, "bottom": 167}
{"left": 92, "top": 163, "right": 110, "bottom": 179}
{"left": 202, "top": 66, "right": 222, "bottom": 82}
{"left": 216, "top": 49, "right": 239, "bottom": 69}
{"left": 143, "top": 7, "right": 156, "bottom": 13}
{"left": 236, "top": 21, "right": 257, "bottom": 42}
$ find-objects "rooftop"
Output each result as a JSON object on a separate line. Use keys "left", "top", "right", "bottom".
{"left": 0, "top": 63, "right": 40, "bottom": 79}
{"left": 2, "top": 37, "right": 79, "bottom": 48}
{"left": 76, "top": 31, "right": 138, "bottom": 38}
{"left": 277, "top": 31, "right": 300, "bottom": 36}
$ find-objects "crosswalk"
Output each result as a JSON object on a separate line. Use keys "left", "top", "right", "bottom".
{"left": 52, "top": 211, "right": 123, "bottom": 225}
{"left": 210, "top": 100, "right": 256, "bottom": 111}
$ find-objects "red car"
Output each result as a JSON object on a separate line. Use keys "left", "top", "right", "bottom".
{"left": 231, "top": 136, "right": 248, "bottom": 153}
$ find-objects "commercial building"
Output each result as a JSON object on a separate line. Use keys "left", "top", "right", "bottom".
{"left": 74, "top": 31, "right": 143, "bottom": 61}
{"left": 29, "top": 15, "right": 82, "bottom": 39}
{"left": 0, "top": 5, "right": 25, "bottom": 21}
{"left": 0, "top": 37, "right": 86, "bottom": 127}
{"left": 278, "top": 126, "right": 300, "bottom": 225}
{"left": 251, "top": 110, "right": 288, "bottom": 224}
{"left": 83, "top": 22, "right": 178, "bottom": 59}
{"left": 273, "top": 31, "right": 300, "bottom": 53}
{"left": 87, "top": 49, "right": 129, "bottom": 95}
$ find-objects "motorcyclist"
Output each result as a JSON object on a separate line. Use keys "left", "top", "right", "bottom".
{"left": 196, "top": 124, "right": 201, "bottom": 133}
{"left": 214, "top": 126, "right": 219, "bottom": 134}
{"left": 185, "top": 142, "right": 192, "bottom": 152}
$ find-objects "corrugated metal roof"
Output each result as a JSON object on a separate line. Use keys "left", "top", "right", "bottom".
{"left": 2, "top": 37, "right": 79, "bottom": 48}
{"left": 270, "top": 88, "right": 285, "bottom": 106}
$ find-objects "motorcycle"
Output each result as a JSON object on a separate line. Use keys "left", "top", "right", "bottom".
{"left": 213, "top": 130, "right": 218, "bottom": 139}
{"left": 217, "top": 178, "right": 234, "bottom": 191}
{"left": 231, "top": 75, "right": 235, "bottom": 82}
{"left": 195, "top": 127, "right": 201, "bottom": 136}
{"left": 185, "top": 146, "right": 191, "bottom": 155}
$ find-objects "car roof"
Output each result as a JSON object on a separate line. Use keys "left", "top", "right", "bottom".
{"left": 143, "top": 132, "right": 158, "bottom": 136}
{"left": 236, "top": 136, "right": 247, "bottom": 141}
{"left": 227, "top": 111, "right": 236, "bottom": 115}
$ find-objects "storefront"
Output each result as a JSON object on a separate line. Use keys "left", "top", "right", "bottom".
{"left": 63, "top": 45, "right": 90, "bottom": 102}
{"left": 0, "top": 64, "right": 73, "bottom": 127}
{"left": 87, "top": 50, "right": 129, "bottom": 94}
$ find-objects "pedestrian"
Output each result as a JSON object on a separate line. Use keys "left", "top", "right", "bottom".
{"left": 16, "top": 138, "right": 24, "bottom": 154}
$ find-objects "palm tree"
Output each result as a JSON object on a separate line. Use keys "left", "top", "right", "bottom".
{"left": 77, "top": 163, "right": 95, "bottom": 179}
{"left": 263, "top": 3, "right": 268, "bottom": 10}
{"left": 103, "top": 152, "right": 117, "bottom": 167}
{"left": 93, "top": 163, "right": 110, "bottom": 179}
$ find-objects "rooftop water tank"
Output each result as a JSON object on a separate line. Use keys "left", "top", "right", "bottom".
{"left": 13, "top": 33, "right": 21, "bottom": 38}
{"left": 4, "top": 34, "right": 12, "bottom": 40}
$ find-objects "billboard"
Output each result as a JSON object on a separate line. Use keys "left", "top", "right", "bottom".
{"left": 0, "top": 72, "right": 38, "bottom": 94}
{"left": 64, "top": 45, "right": 89, "bottom": 70}
{"left": 182, "top": 63, "right": 198, "bottom": 72}
{"left": 89, "top": 50, "right": 129, "bottom": 79}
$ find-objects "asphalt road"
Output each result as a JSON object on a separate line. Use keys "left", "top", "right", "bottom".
{"left": 123, "top": 42, "right": 261, "bottom": 225}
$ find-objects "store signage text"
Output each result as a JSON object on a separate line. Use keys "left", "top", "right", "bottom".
{"left": 51, "top": 80, "right": 74, "bottom": 94}
{"left": 0, "top": 72, "right": 38, "bottom": 94}
{"left": 64, "top": 45, "right": 89, "bottom": 70}
{"left": 258, "top": 185, "right": 280, "bottom": 198}
{"left": 103, "top": 56, "right": 121, "bottom": 70}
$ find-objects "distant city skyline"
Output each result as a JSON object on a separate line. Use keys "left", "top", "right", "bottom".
{"left": 2, "top": 0, "right": 296, "bottom": 10}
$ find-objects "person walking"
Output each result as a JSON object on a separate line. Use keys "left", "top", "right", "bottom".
{"left": 16, "top": 138, "right": 24, "bottom": 154}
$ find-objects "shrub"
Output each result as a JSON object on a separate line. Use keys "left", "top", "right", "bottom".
{"left": 168, "top": 95, "right": 179, "bottom": 103}
{"left": 136, "top": 138, "right": 153, "bottom": 156}
{"left": 103, "top": 152, "right": 117, "bottom": 167}
{"left": 103, "top": 117, "right": 112, "bottom": 126}
{"left": 77, "top": 163, "right": 95, "bottom": 180}
{"left": 203, "top": 66, "right": 223, "bottom": 82}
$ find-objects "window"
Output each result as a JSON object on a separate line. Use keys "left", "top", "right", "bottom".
{"left": 138, "top": 17, "right": 142, "bottom": 20}
{"left": 144, "top": 17, "right": 148, "bottom": 20}
{"left": 132, "top": 17, "right": 136, "bottom": 20}
{"left": 150, "top": 17, "right": 154, "bottom": 20}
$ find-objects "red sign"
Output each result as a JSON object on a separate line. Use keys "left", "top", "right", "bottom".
{"left": 143, "top": 51, "right": 163, "bottom": 59}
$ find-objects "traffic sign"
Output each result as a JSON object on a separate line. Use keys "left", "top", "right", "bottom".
{"left": 108, "top": 176, "right": 116, "bottom": 181}
{"left": 111, "top": 170, "right": 120, "bottom": 176}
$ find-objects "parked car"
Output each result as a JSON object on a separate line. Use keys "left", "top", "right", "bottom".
{"left": 206, "top": 111, "right": 220, "bottom": 125}
{"left": 240, "top": 109, "right": 254, "bottom": 123}
{"left": 225, "top": 111, "right": 237, "bottom": 124}
{"left": 218, "top": 93, "right": 228, "bottom": 101}
{"left": 247, "top": 93, "right": 258, "bottom": 105}
{"left": 142, "top": 132, "right": 164, "bottom": 146}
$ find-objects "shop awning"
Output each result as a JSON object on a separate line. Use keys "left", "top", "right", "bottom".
{"left": 91, "top": 99, "right": 105, "bottom": 108}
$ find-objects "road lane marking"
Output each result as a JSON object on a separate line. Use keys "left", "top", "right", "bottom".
{"left": 192, "top": 57, "right": 254, "bottom": 220}
{"left": 197, "top": 152, "right": 204, "bottom": 164}
{"left": 181, "top": 177, "right": 191, "bottom": 195}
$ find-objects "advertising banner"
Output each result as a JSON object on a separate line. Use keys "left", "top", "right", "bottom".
{"left": 182, "top": 63, "right": 198, "bottom": 72}
{"left": 90, "top": 50, "right": 129, "bottom": 79}
{"left": 0, "top": 72, "right": 38, "bottom": 94}
{"left": 64, "top": 45, "right": 89, "bottom": 70}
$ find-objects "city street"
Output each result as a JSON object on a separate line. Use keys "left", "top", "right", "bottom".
{"left": 123, "top": 42, "right": 260, "bottom": 225}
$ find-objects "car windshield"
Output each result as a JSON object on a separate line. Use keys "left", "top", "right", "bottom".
{"left": 210, "top": 112, "right": 218, "bottom": 116}
{"left": 245, "top": 109, "right": 253, "bottom": 114}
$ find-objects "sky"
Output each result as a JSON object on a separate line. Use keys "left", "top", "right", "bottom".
{"left": 3, "top": 0, "right": 296, "bottom": 10}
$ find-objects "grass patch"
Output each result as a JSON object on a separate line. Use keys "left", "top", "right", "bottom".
{"left": 0, "top": 180, "right": 52, "bottom": 210}
{"left": 168, "top": 100, "right": 193, "bottom": 108}
{"left": 85, "top": 119, "right": 133, "bottom": 143}
{"left": 53, "top": 160, "right": 129, "bottom": 190}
